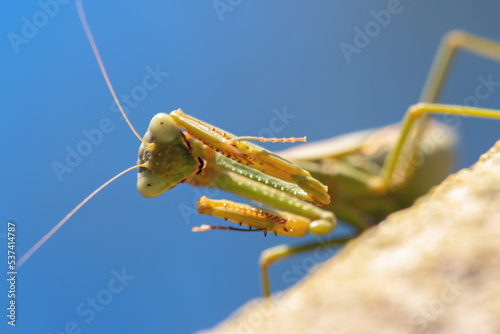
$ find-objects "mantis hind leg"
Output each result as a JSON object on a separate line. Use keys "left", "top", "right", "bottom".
{"left": 419, "top": 31, "right": 500, "bottom": 103}
{"left": 383, "top": 31, "right": 500, "bottom": 184}
{"left": 259, "top": 236, "right": 355, "bottom": 298}
{"left": 382, "top": 103, "right": 500, "bottom": 184}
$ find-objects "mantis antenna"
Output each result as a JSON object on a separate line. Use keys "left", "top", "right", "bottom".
{"left": 75, "top": 0, "right": 153, "bottom": 150}
{"left": 17, "top": 164, "right": 147, "bottom": 268}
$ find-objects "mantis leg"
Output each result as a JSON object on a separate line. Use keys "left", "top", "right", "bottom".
{"left": 416, "top": 31, "right": 500, "bottom": 135}
{"left": 382, "top": 103, "right": 500, "bottom": 183}
{"left": 420, "top": 31, "right": 500, "bottom": 103}
{"left": 383, "top": 31, "right": 500, "bottom": 183}
{"left": 190, "top": 145, "right": 337, "bottom": 236}
{"left": 170, "top": 109, "right": 330, "bottom": 206}
{"left": 259, "top": 236, "right": 355, "bottom": 297}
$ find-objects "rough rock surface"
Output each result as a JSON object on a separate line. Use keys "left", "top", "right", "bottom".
{"left": 200, "top": 140, "right": 500, "bottom": 334}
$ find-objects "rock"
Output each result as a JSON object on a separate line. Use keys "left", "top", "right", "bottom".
{"left": 200, "top": 140, "right": 500, "bottom": 334}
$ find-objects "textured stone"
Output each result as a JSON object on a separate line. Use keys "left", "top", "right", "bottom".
{"left": 200, "top": 140, "right": 500, "bottom": 334}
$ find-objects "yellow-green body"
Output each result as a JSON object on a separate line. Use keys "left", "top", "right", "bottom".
{"left": 132, "top": 31, "right": 500, "bottom": 298}
{"left": 279, "top": 120, "right": 457, "bottom": 226}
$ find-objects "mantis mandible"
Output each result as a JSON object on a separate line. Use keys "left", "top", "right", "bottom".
{"left": 17, "top": 1, "right": 500, "bottom": 301}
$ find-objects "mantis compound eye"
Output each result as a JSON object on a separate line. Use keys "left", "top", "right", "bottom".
{"left": 148, "top": 113, "right": 179, "bottom": 144}
{"left": 137, "top": 173, "right": 169, "bottom": 198}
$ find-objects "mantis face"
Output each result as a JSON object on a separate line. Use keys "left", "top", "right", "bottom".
{"left": 137, "top": 113, "right": 201, "bottom": 198}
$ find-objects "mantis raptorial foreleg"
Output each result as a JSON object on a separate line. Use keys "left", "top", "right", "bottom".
{"left": 187, "top": 138, "right": 337, "bottom": 237}
{"left": 169, "top": 109, "right": 331, "bottom": 206}
{"left": 254, "top": 31, "right": 500, "bottom": 298}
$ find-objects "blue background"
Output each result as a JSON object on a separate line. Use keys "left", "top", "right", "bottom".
{"left": 2, "top": 1, "right": 500, "bottom": 333}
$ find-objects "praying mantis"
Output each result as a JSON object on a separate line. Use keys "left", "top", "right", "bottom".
{"left": 154, "top": 31, "right": 500, "bottom": 297}
{"left": 6, "top": 1, "right": 500, "bottom": 332}
{"left": 19, "top": 1, "right": 500, "bottom": 296}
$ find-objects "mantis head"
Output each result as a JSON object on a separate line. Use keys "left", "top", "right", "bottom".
{"left": 137, "top": 113, "right": 201, "bottom": 198}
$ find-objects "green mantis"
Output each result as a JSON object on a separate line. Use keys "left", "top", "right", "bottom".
{"left": 138, "top": 109, "right": 335, "bottom": 237}
{"left": 162, "top": 31, "right": 500, "bottom": 297}
{"left": 18, "top": 1, "right": 500, "bottom": 303}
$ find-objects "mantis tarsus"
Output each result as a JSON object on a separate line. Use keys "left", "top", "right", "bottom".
{"left": 18, "top": 1, "right": 500, "bottom": 301}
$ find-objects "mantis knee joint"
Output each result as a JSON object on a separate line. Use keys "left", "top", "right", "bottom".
{"left": 444, "top": 30, "right": 468, "bottom": 49}
{"left": 408, "top": 103, "right": 427, "bottom": 119}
